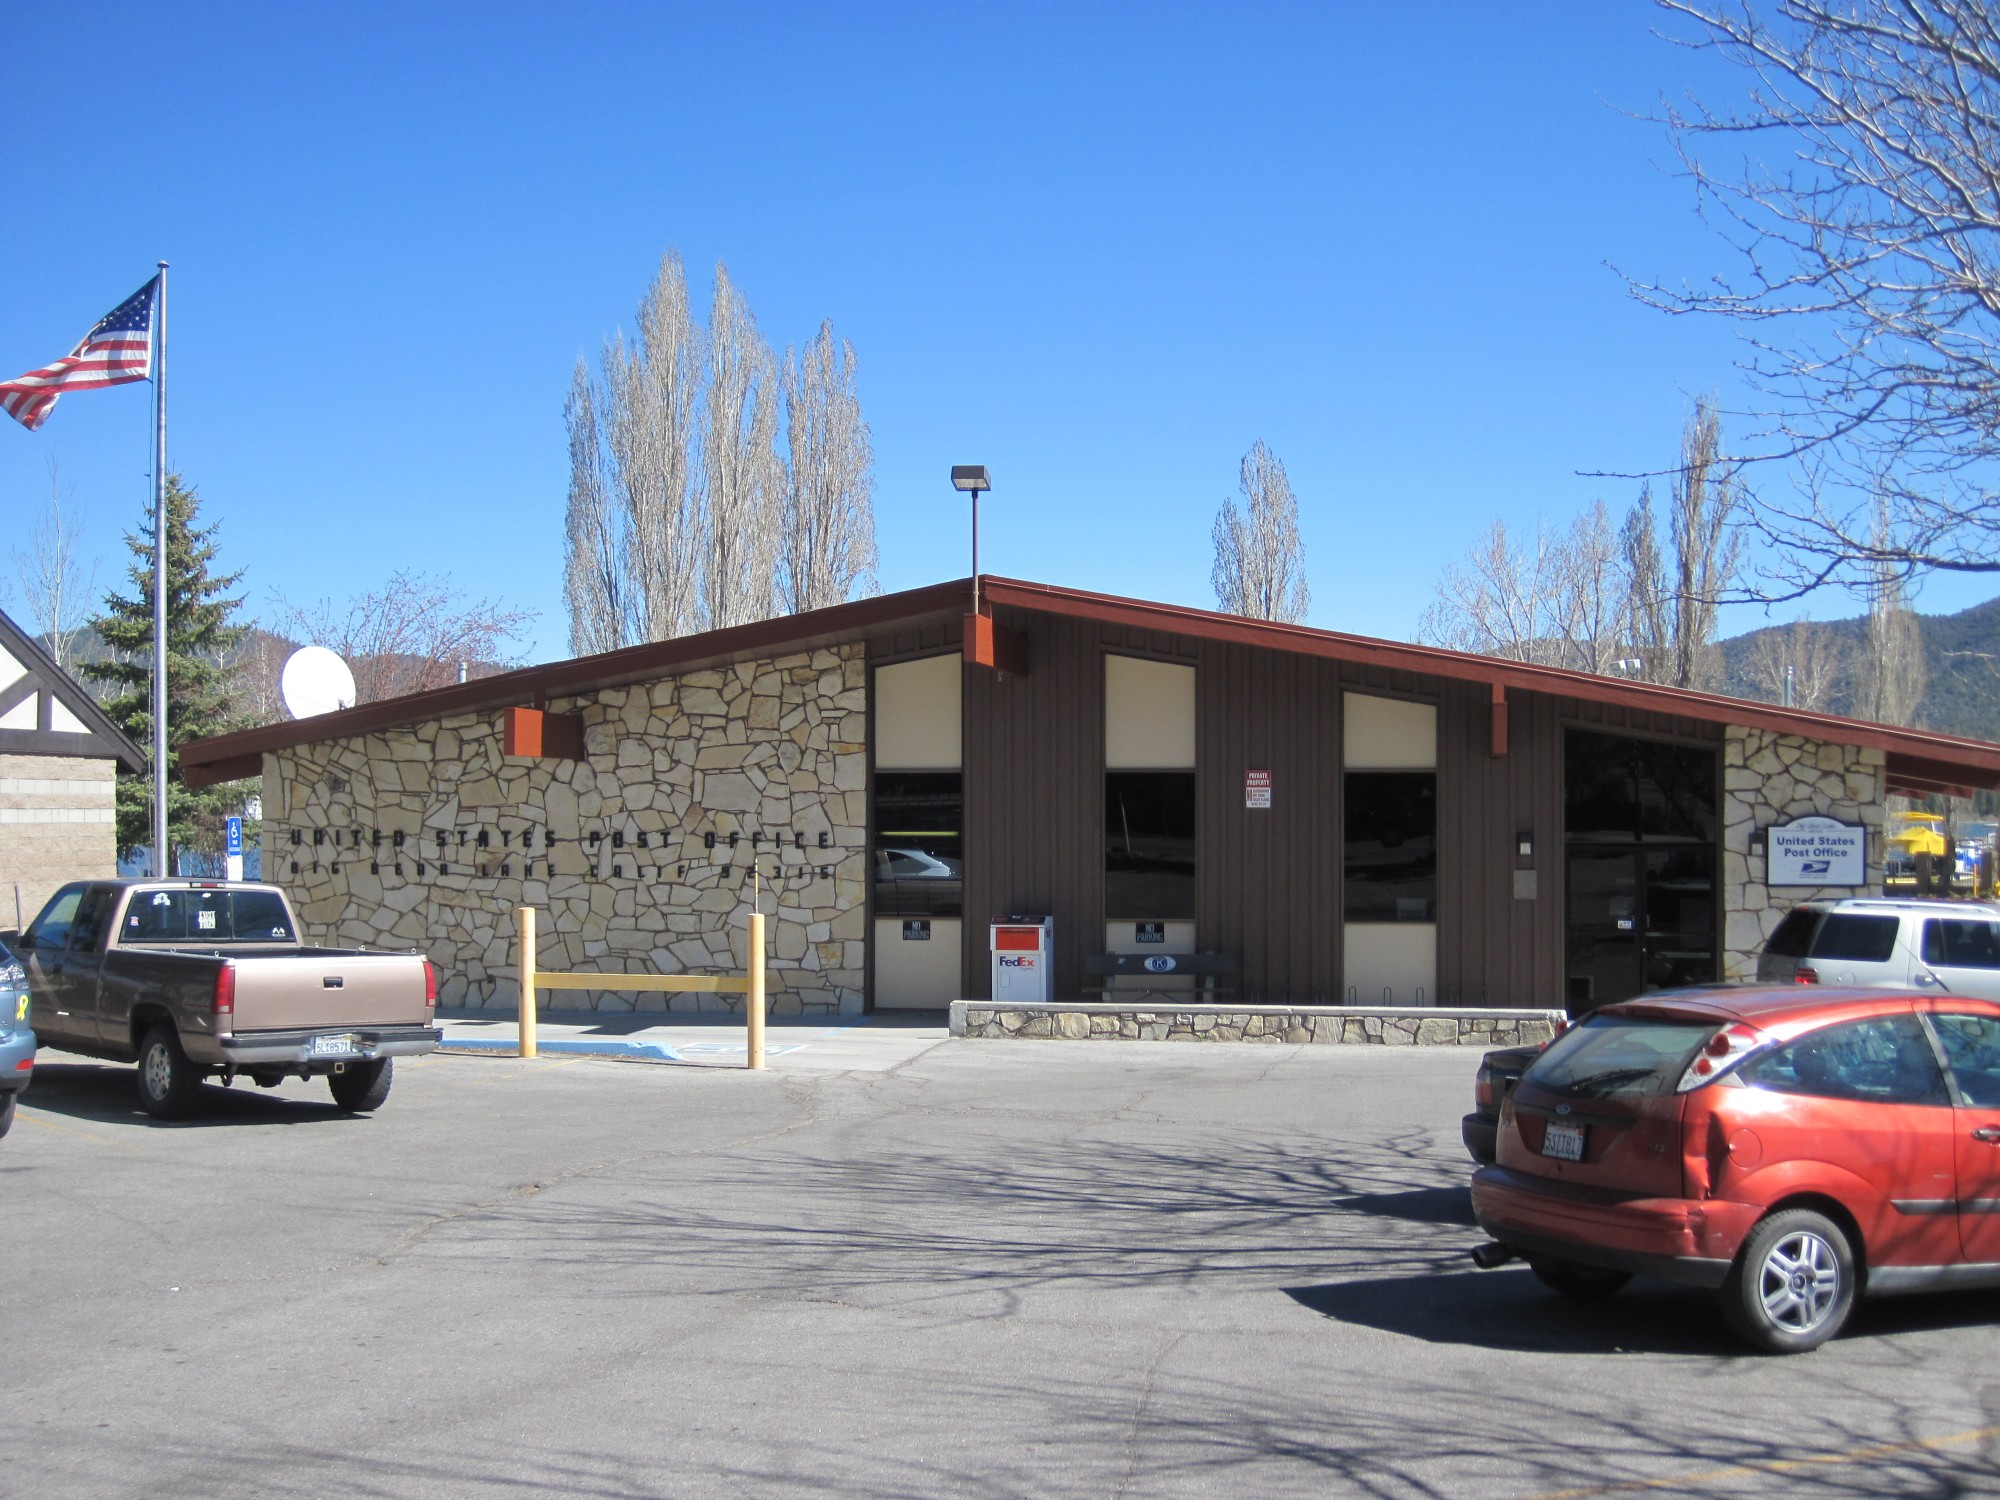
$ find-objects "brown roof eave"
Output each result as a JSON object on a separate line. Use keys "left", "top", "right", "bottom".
{"left": 178, "top": 580, "right": 972, "bottom": 785}
{"left": 978, "top": 577, "right": 2000, "bottom": 787}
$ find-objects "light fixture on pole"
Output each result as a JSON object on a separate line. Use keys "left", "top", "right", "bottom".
{"left": 951, "top": 465, "right": 991, "bottom": 615}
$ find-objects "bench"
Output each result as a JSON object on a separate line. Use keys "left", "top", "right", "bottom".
{"left": 1082, "top": 951, "right": 1239, "bottom": 1003}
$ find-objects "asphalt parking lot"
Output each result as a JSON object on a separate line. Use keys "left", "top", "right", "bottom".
{"left": 3, "top": 1032, "right": 1998, "bottom": 1499}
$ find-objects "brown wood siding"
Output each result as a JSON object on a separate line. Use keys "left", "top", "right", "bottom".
{"left": 1437, "top": 682, "right": 1565, "bottom": 1007}
{"left": 1194, "top": 642, "right": 1346, "bottom": 1002}
{"left": 960, "top": 610, "right": 1106, "bottom": 999}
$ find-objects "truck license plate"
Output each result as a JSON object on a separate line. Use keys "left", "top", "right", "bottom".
{"left": 309, "top": 1035, "right": 357, "bottom": 1058}
{"left": 1542, "top": 1121, "right": 1585, "bottom": 1162}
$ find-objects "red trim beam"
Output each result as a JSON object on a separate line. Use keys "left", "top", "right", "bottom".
{"left": 503, "top": 707, "right": 585, "bottom": 760}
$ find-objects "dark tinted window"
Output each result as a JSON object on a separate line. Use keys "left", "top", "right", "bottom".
{"left": 1563, "top": 729, "right": 1718, "bottom": 844}
{"left": 1765, "top": 909, "right": 1821, "bottom": 960}
{"left": 1105, "top": 771, "right": 1195, "bottom": 920}
{"left": 1809, "top": 914, "right": 1900, "bottom": 963}
{"left": 67, "top": 886, "right": 117, "bottom": 953}
{"left": 1929, "top": 1013, "right": 2000, "bottom": 1107}
{"left": 872, "top": 772, "right": 962, "bottom": 917}
{"left": 1740, "top": 1016, "right": 1948, "bottom": 1106}
{"left": 1344, "top": 772, "right": 1436, "bottom": 922}
{"left": 1524, "top": 1013, "right": 1715, "bottom": 1098}
{"left": 1923, "top": 919, "right": 2000, "bottom": 970}
{"left": 119, "top": 888, "right": 298, "bottom": 944}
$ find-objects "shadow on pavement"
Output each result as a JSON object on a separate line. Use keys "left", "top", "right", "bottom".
{"left": 18, "top": 1061, "right": 363, "bottom": 1129}
{"left": 1285, "top": 1267, "right": 1731, "bottom": 1355}
{"left": 1332, "top": 1183, "right": 1476, "bottom": 1226}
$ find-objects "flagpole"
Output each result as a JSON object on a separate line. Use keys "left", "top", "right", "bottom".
{"left": 152, "top": 262, "right": 169, "bottom": 878}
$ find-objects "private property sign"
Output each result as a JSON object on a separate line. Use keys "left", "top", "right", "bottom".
{"left": 1767, "top": 815, "right": 1866, "bottom": 887}
{"left": 1244, "top": 770, "right": 1272, "bottom": 809}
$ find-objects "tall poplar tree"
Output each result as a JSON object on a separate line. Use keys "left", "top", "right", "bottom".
{"left": 84, "top": 474, "right": 253, "bottom": 865}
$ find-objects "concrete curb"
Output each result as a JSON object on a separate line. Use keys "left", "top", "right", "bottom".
{"left": 438, "top": 1037, "right": 684, "bottom": 1062}
{"left": 948, "top": 1000, "right": 1562, "bottom": 1046}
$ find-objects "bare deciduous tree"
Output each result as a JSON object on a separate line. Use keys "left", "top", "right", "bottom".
{"left": 562, "top": 359, "right": 628, "bottom": 656}
{"left": 1633, "top": 401, "right": 1743, "bottom": 690}
{"left": 1646, "top": 1, "right": 2000, "bottom": 591}
{"left": 1859, "top": 510, "right": 1928, "bottom": 725}
{"left": 779, "top": 322, "right": 878, "bottom": 613}
{"left": 1744, "top": 617, "right": 1847, "bottom": 710}
{"left": 1211, "top": 441, "right": 1309, "bottom": 623}
{"left": 701, "top": 264, "right": 781, "bottom": 631}
{"left": 274, "top": 572, "right": 533, "bottom": 705}
{"left": 611, "top": 251, "right": 705, "bottom": 642}
{"left": 10, "top": 461, "right": 96, "bottom": 671}
{"left": 1419, "top": 505, "right": 1631, "bottom": 673}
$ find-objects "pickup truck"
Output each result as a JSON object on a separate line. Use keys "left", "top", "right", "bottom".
{"left": 4, "top": 879, "right": 440, "bottom": 1120}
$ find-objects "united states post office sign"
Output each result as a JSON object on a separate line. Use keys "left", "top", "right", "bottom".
{"left": 1767, "top": 815, "right": 1866, "bottom": 887}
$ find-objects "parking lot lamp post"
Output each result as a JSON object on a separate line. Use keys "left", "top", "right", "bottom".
{"left": 951, "top": 465, "right": 991, "bottom": 614}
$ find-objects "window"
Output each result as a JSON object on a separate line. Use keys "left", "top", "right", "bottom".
{"left": 1928, "top": 1013, "right": 2000, "bottom": 1107}
{"left": 1923, "top": 919, "right": 2000, "bottom": 970}
{"left": 1344, "top": 772, "right": 1435, "bottom": 922}
{"left": 68, "top": 887, "right": 117, "bottom": 953}
{"left": 1105, "top": 771, "right": 1195, "bottom": 920}
{"left": 1563, "top": 730, "right": 1718, "bottom": 844}
{"left": 1765, "top": 908, "right": 1821, "bottom": 960}
{"left": 119, "top": 888, "right": 298, "bottom": 944}
{"left": 1739, "top": 1016, "right": 1948, "bottom": 1107}
{"left": 1523, "top": 1013, "right": 1714, "bottom": 1099}
{"left": 23, "top": 885, "right": 84, "bottom": 950}
{"left": 1809, "top": 914, "right": 1900, "bottom": 964}
{"left": 872, "top": 772, "right": 962, "bottom": 917}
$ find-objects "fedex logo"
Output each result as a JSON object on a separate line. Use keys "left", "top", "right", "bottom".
{"left": 999, "top": 955, "right": 1038, "bottom": 968}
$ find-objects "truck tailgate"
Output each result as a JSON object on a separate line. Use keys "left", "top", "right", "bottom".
{"left": 229, "top": 954, "right": 428, "bottom": 1032}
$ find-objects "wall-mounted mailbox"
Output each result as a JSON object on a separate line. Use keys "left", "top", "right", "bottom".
{"left": 991, "top": 917, "right": 1054, "bottom": 1002}
{"left": 503, "top": 706, "right": 585, "bottom": 760}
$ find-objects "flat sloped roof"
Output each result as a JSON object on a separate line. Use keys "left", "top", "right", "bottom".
{"left": 179, "top": 575, "right": 2000, "bottom": 793}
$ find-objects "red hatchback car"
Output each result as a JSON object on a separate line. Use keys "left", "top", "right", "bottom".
{"left": 1470, "top": 986, "right": 2000, "bottom": 1352}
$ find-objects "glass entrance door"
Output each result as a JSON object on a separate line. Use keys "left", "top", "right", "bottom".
{"left": 1564, "top": 846, "right": 1717, "bottom": 1012}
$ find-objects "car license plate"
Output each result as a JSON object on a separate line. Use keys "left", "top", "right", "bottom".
{"left": 1542, "top": 1121, "right": 1586, "bottom": 1161}
{"left": 309, "top": 1034, "right": 357, "bottom": 1058}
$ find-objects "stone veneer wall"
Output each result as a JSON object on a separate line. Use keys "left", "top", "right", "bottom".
{"left": 1722, "top": 726, "right": 1886, "bottom": 980}
{"left": 264, "top": 645, "right": 868, "bottom": 1014}
{"left": 0, "top": 753, "right": 119, "bottom": 927}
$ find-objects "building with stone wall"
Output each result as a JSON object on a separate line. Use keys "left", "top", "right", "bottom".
{"left": 0, "top": 608, "right": 144, "bottom": 930}
{"left": 180, "top": 577, "right": 2000, "bottom": 1018}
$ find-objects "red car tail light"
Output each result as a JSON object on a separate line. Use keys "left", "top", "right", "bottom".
{"left": 1794, "top": 966, "right": 1820, "bottom": 985}
{"left": 212, "top": 962, "right": 236, "bottom": 1018}
{"left": 1676, "top": 1022, "right": 1769, "bottom": 1092}
{"left": 423, "top": 959, "right": 438, "bottom": 1009}
{"left": 1474, "top": 1065, "right": 1495, "bottom": 1111}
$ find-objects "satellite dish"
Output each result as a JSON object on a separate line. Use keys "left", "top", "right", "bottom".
{"left": 281, "top": 646, "right": 357, "bottom": 719}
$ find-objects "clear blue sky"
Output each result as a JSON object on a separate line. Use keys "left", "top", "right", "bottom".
{"left": 5, "top": 3, "right": 1986, "bottom": 664}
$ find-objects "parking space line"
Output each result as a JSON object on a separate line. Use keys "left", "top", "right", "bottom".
{"left": 1523, "top": 1423, "right": 2000, "bottom": 1499}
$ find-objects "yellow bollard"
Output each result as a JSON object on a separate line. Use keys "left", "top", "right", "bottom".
{"left": 746, "top": 908, "right": 766, "bottom": 1071}
{"left": 516, "top": 905, "right": 539, "bottom": 1059}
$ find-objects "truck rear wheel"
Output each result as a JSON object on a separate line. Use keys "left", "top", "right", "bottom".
{"left": 0, "top": 1091, "right": 16, "bottom": 1139}
{"left": 329, "top": 1058, "right": 392, "bottom": 1112}
{"left": 137, "top": 1024, "right": 204, "bottom": 1120}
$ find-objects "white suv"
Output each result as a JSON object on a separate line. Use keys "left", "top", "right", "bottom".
{"left": 1756, "top": 898, "right": 2000, "bottom": 1000}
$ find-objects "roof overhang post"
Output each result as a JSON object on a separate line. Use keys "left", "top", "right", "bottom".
{"left": 1490, "top": 683, "right": 1508, "bottom": 759}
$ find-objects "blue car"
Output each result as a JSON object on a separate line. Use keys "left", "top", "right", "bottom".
{"left": 0, "top": 939, "right": 33, "bottom": 1138}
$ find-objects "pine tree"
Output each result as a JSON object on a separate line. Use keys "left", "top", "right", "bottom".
{"left": 84, "top": 474, "right": 253, "bottom": 865}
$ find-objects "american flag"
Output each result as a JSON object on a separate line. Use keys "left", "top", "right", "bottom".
{"left": 0, "top": 277, "right": 159, "bottom": 432}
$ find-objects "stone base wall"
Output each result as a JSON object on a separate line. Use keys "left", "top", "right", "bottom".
{"left": 265, "top": 645, "right": 868, "bottom": 1014}
{"left": 1723, "top": 726, "right": 1886, "bottom": 980}
{"left": 0, "top": 753, "right": 118, "bottom": 929}
{"left": 950, "top": 1002, "right": 1561, "bottom": 1046}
